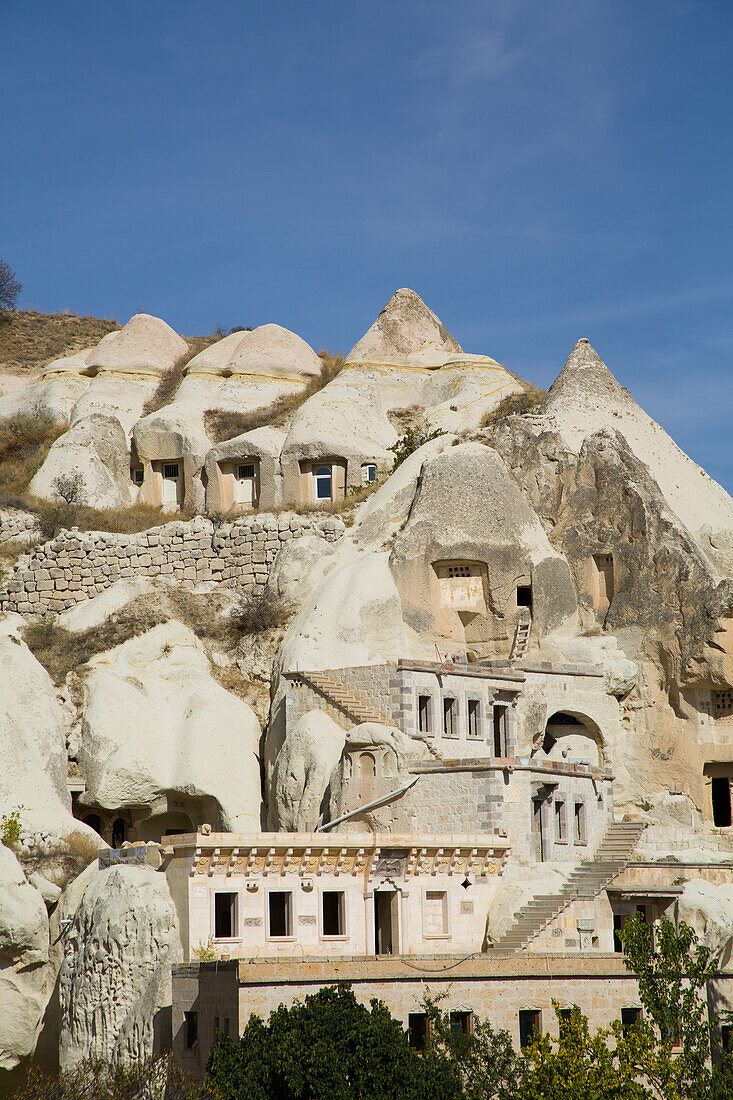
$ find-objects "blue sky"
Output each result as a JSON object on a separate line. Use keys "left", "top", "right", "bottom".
{"left": 3, "top": 0, "right": 733, "bottom": 490}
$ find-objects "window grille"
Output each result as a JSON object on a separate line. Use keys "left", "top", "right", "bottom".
{"left": 713, "top": 691, "right": 733, "bottom": 718}
{"left": 447, "top": 564, "right": 471, "bottom": 578}
{"left": 163, "top": 463, "right": 179, "bottom": 479}
{"left": 238, "top": 463, "right": 255, "bottom": 480}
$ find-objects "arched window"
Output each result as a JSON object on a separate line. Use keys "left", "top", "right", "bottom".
{"left": 359, "top": 752, "right": 376, "bottom": 779}
{"left": 314, "top": 466, "right": 332, "bottom": 500}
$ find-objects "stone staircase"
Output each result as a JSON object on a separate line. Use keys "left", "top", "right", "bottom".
{"left": 299, "top": 671, "right": 391, "bottom": 727}
{"left": 491, "top": 820, "right": 646, "bottom": 953}
{"left": 510, "top": 613, "right": 532, "bottom": 661}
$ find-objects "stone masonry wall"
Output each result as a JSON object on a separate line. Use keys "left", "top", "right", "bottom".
{"left": 0, "top": 512, "right": 345, "bottom": 616}
{"left": 286, "top": 665, "right": 399, "bottom": 731}
{"left": 0, "top": 507, "right": 40, "bottom": 546}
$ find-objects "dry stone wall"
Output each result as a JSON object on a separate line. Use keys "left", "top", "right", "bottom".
{"left": 0, "top": 512, "right": 345, "bottom": 616}
{"left": 0, "top": 508, "right": 40, "bottom": 546}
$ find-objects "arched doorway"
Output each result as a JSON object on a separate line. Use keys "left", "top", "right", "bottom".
{"left": 83, "top": 813, "right": 103, "bottom": 836}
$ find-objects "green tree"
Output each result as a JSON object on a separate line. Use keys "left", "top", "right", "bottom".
{"left": 423, "top": 994, "right": 524, "bottom": 1100}
{"left": 518, "top": 1004, "right": 650, "bottom": 1100}
{"left": 205, "top": 983, "right": 462, "bottom": 1100}
{"left": 620, "top": 913, "right": 732, "bottom": 1100}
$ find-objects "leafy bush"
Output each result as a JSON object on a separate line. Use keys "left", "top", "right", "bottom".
{"left": 206, "top": 984, "right": 462, "bottom": 1100}
{"left": 2, "top": 809, "right": 22, "bottom": 847}
{"left": 388, "top": 425, "right": 445, "bottom": 471}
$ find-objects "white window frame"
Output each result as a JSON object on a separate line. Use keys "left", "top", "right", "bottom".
{"left": 266, "top": 888, "right": 295, "bottom": 941}
{"left": 319, "top": 889, "right": 348, "bottom": 940}
{"left": 212, "top": 890, "right": 240, "bottom": 942}
{"left": 362, "top": 462, "right": 377, "bottom": 485}
{"left": 314, "top": 465, "right": 333, "bottom": 501}
{"left": 423, "top": 888, "right": 450, "bottom": 939}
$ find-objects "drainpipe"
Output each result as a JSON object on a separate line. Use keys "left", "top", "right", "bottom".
{"left": 315, "top": 776, "right": 420, "bottom": 833}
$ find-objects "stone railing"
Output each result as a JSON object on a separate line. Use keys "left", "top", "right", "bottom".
{"left": 0, "top": 512, "right": 345, "bottom": 616}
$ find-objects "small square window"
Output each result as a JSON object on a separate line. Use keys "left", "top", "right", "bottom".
{"left": 450, "top": 1011, "right": 472, "bottom": 1035}
{"left": 362, "top": 463, "right": 377, "bottom": 484}
{"left": 621, "top": 1008, "right": 641, "bottom": 1036}
{"left": 163, "top": 463, "right": 179, "bottom": 480}
{"left": 268, "top": 891, "right": 292, "bottom": 937}
{"left": 418, "top": 695, "right": 432, "bottom": 734}
{"left": 238, "top": 463, "right": 255, "bottom": 480}
{"left": 467, "top": 699, "right": 481, "bottom": 738}
{"left": 132, "top": 468, "right": 144, "bottom": 485}
{"left": 519, "top": 1010, "right": 541, "bottom": 1049}
{"left": 516, "top": 585, "right": 532, "bottom": 609}
{"left": 443, "top": 697, "right": 457, "bottom": 737}
{"left": 322, "top": 891, "right": 345, "bottom": 936}
{"left": 408, "top": 1013, "right": 429, "bottom": 1051}
{"left": 214, "top": 892, "right": 237, "bottom": 939}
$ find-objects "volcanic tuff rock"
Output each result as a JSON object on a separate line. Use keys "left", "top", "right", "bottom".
{"left": 59, "top": 863, "right": 181, "bottom": 1068}
{"left": 79, "top": 620, "right": 262, "bottom": 834}
{"left": 345, "top": 287, "right": 463, "bottom": 366}
{"left": 30, "top": 414, "right": 131, "bottom": 509}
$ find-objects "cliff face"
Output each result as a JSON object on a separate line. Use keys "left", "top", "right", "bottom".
{"left": 2, "top": 297, "right": 733, "bottom": 1074}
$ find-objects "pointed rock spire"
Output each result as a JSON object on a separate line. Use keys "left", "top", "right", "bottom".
{"left": 346, "top": 288, "right": 462, "bottom": 367}
{"left": 542, "top": 338, "right": 629, "bottom": 415}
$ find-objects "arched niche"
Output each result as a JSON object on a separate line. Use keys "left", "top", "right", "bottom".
{"left": 540, "top": 711, "right": 604, "bottom": 767}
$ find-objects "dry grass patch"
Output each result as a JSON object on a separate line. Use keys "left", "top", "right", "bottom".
{"left": 0, "top": 310, "right": 120, "bottom": 374}
{"left": 140, "top": 345, "right": 206, "bottom": 417}
{"left": 22, "top": 608, "right": 164, "bottom": 683}
{"left": 481, "top": 384, "right": 546, "bottom": 426}
{"left": 0, "top": 414, "right": 66, "bottom": 505}
{"left": 204, "top": 350, "right": 344, "bottom": 443}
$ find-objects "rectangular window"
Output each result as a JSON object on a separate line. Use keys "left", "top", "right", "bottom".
{"left": 558, "top": 1008, "right": 573, "bottom": 1031}
{"left": 322, "top": 891, "right": 345, "bottom": 937}
{"left": 214, "top": 892, "right": 236, "bottom": 939}
{"left": 467, "top": 699, "right": 481, "bottom": 739}
{"left": 184, "top": 1011, "right": 198, "bottom": 1050}
{"left": 712, "top": 776, "right": 732, "bottom": 827}
{"left": 574, "top": 801, "right": 586, "bottom": 844}
{"left": 613, "top": 913, "right": 624, "bottom": 953}
{"left": 132, "top": 468, "right": 144, "bottom": 485}
{"left": 214, "top": 1016, "right": 219, "bottom": 1033}
{"left": 554, "top": 800, "right": 567, "bottom": 842}
{"left": 237, "top": 463, "right": 255, "bottom": 480}
{"left": 621, "top": 1008, "right": 641, "bottom": 1036}
{"left": 408, "top": 1013, "right": 429, "bottom": 1051}
{"left": 516, "top": 585, "right": 532, "bottom": 609}
{"left": 418, "top": 695, "right": 432, "bottom": 734}
{"left": 493, "top": 705, "right": 508, "bottom": 756}
{"left": 443, "top": 697, "right": 457, "bottom": 737}
{"left": 163, "top": 463, "right": 179, "bottom": 480}
{"left": 519, "top": 1010, "right": 541, "bottom": 1049}
{"left": 722, "top": 1024, "right": 733, "bottom": 1053}
{"left": 424, "top": 890, "right": 448, "bottom": 936}
{"left": 223, "top": 1018, "right": 230, "bottom": 1036}
{"left": 268, "top": 891, "right": 292, "bottom": 938}
{"left": 450, "top": 1012, "right": 472, "bottom": 1035}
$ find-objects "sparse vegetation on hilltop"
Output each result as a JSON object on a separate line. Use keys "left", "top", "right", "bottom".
{"left": 204, "top": 350, "right": 344, "bottom": 442}
{"left": 0, "top": 310, "right": 120, "bottom": 373}
{"left": 0, "top": 261, "right": 22, "bottom": 315}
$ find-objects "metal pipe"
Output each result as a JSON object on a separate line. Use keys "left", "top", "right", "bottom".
{"left": 315, "top": 776, "right": 420, "bottom": 833}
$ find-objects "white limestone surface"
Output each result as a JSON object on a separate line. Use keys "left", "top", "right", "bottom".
{"left": 542, "top": 339, "right": 733, "bottom": 539}
{"left": 59, "top": 863, "right": 182, "bottom": 1068}
{"left": 79, "top": 620, "right": 262, "bottom": 831}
